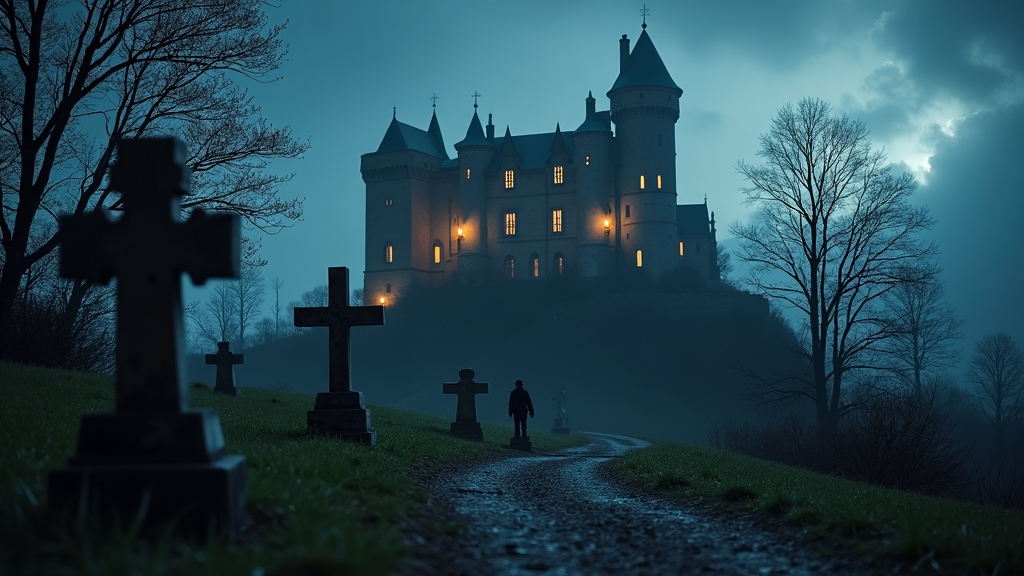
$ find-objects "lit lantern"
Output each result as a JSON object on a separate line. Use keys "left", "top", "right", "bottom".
{"left": 457, "top": 227, "right": 464, "bottom": 239}
{"left": 603, "top": 219, "right": 610, "bottom": 235}
{"left": 378, "top": 296, "right": 386, "bottom": 305}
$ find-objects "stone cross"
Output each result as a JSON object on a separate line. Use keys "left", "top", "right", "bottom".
{"left": 49, "top": 137, "right": 246, "bottom": 538}
{"left": 443, "top": 368, "right": 488, "bottom": 441}
{"left": 444, "top": 368, "right": 489, "bottom": 422}
{"left": 206, "top": 341, "right": 244, "bottom": 395}
{"left": 294, "top": 267, "right": 384, "bottom": 393}
{"left": 551, "top": 389, "right": 571, "bottom": 435}
{"left": 553, "top": 390, "right": 569, "bottom": 419}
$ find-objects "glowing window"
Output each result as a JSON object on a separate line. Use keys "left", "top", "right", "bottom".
{"left": 504, "top": 255, "right": 515, "bottom": 279}
{"left": 636, "top": 250, "right": 643, "bottom": 267}
{"left": 585, "top": 155, "right": 590, "bottom": 166}
{"left": 625, "top": 205, "right": 631, "bottom": 218}
{"left": 433, "top": 243, "right": 442, "bottom": 264}
{"left": 554, "top": 252, "right": 565, "bottom": 276}
{"left": 657, "top": 175, "right": 662, "bottom": 189}
{"left": 530, "top": 254, "right": 540, "bottom": 277}
{"left": 640, "top": 175, "right": 645, "bottom": 189}
{"left": 466, "top": 168, "right": 471, "bottom": 179}
{"left": 385, "top": 243, "right": 393, "bottom": 264}
{"left": 679, "top": 241, "right": 684, "bottom": 256}
{"left": 553, "top": 166, "right": 563, "bottom": 184}
{"left": 385, "top": 198, "right": 393, "bottom": 206}
{"left": 552, "top": 209, "right": 562, "bottom": 233}
{"left": 504, "top": 212, "right": 516, "bottom": 236}
{"left": 505, "top": 170, "right": 514, "bottom": 189}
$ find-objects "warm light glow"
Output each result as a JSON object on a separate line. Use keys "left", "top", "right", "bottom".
{"left": 457, "top": 227, "right": 464, "bottom": 238}
{"left": 505, "top": 170, "right": 514, "bottom": 189}
{"left": 466, "top": 168, "right": 471, "bottom": 179}
{"left": 504, "top": 212, "right": 516, "bottom": 236}
{"left": 385, "top": 243, "right": 393, "bottom": 264}
{"left": 434, "top": 244, "right": 441, "bottom": 263}
{"left": 553, "top": 166, "right": 563, "bottom": 184}
{"left": 585, "top": 155, "right": 590, "bottom": 166}
{"left": 636, "top": 250, "right": 643, "bottom": 267}
{"left": 532, "top": 256, "right": 539, "bottom": 277}
{"left": 657, "top": 175, "right": 662, "bottom": 189}
{"left": 603, "top": 219, "right": 610, "bottom": 228}
{"left": 640, "top": 175, "right": 645, "bottom": 189}
{"left": 679, "top": 241, "right": 684, "bottom": 256}
{"left": 379, "top": 296, "right": 386, "bottom": 304}
{"left": 552, "top": 209, "right": 562, "bottom": 233}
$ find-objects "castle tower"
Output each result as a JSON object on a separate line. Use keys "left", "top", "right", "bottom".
{"left": 607, "top": 27, "right": 682, "bottom": 277}
{"left": 454, "top": 109, "right": 494, "bottom": 284}
{"left": 572, "top": 91, "right": 614, "bottom": 277}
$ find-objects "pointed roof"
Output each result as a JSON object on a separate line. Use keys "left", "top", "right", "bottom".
{"left": 576, "top": 91, "right": 612, "bottom": 133}
{"left": 608, "top": 28, "right": 681, "bottom": 95}
{"left": 455, "top": 111, "right": 492, "bottom": 148}
{"left": 499, "top": 126, "right": 518, "bottom": 157}
{"left": 375, "top": 115, "right": 449, "bottom": 158}
{"left": 677, "top": 204, "right": 711, "bottom": 236}
{"left": 427, "top": 110, "right": 449, "bottom": 160}
{"left": 548, "top": 124, "right": 568, "bottom": 161}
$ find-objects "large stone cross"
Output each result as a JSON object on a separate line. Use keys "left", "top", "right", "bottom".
{"left": 206, "top": 341, "right": 244, "bottom": 395}
{"left": 60, "top": 138, "right": 239, "bottom": 411}
{"left": 294, "top": 267, "right": 384, "bottom": 393}
{"left": 444, "top": 368, "right": 489, "bottom": 423}
{"left": 553, "top": 389, "right": 570, "bottom": 419}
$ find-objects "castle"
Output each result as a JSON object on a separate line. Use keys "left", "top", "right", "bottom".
{"left": 360, "top": 25, "right": 719, "bottom": 305}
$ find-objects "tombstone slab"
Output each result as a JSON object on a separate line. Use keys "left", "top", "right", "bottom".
{"left": 443, "top": 368, "right": 488, "bottom": 441}
{"left": 206, "top": 341, "right": 243, "bottom": 396}
{"left": 509, "top": 435, "right": 533, "bottom": 452}
{"left": 295, "top": 267, "right": 384, "bottom": 443}
{"left": 47, "top": 138, "right": 245, "bottom": 539}
{"left": 551, "top": 389, "right": 571, "bottom": 434}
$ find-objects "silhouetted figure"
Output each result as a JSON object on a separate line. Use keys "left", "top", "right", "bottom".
{"left": 508, "top": 379, "right": 535, "bottom": 437}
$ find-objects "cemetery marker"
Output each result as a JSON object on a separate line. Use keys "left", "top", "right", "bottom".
{"left": 206, "top": 341, "right": 244, "bottom": 396}
{"left": 551, "top": 389, "right": 571, "bottom": 434}
{"left": 443, "top": 368, "right": 488, "bottom": 441}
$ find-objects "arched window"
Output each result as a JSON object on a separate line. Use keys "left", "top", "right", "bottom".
{"left": 433, "top": 241, "right": 444, "bottom": 264}
{"left": 385, "top": 243, "right": 393, "bottom": 264}
{"left": 636, "top": 249, "right": 643, "bottom": 267}
{"left": 553, "top": 252, "right": 565, "bottom": 276}
{"left": 504, "top": 255, "right": 515, "bottom": 279}
{"left": 530, "top": 253, "right": 540, "bottom": 278}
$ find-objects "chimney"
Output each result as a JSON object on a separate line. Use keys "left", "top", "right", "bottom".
{"left": 619, "top": 34, "right": 630, "bottom": 73}
{"left": 586, "top": 91, "right": 596, "bottom": 118}
{"left": 486, "top": 113, "right": 495, "bottom": 140}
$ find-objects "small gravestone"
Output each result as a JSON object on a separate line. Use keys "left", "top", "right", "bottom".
{"left": 509, "top": 435, "right": 533, "bottom": 452}
{"left": 206, "top": 341, "right": 243, "bottom": 396}
{"left": 551, "top": 389, "right": 571, "bottom": 435}
{"left": 443, "top": 368, "right": 488, "bottom": 441}
{"left": 295, "top": 266, "right": 384, "bottom": 443}
{"left": 48, "top": 138, "right": 246, "bottom": 538}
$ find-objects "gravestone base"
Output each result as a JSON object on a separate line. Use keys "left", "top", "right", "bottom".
{"left": 449, "top": 421, "right": 484, "bottom": 441}
{"left": 307, "top": 391, "right": 376, "bottom": 444}
{"left": 551, "top": 418, "right": 570, "bottom": 435}
{"left": 509, "top": 435, "right": 533, "bottom": 452}
{"left": 214, "top": 384, "right": 240, "bottom": 396}
{"left": 49, "top": 456, "right": 246, "bottom": 540}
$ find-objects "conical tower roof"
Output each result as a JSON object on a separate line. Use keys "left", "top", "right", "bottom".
{"left": 608, "top": 28, "right": 681, "bottom": 95}
{"left": 427, "top": 110, "right": 449, "bottom": 160}
{"left": 455, "top": 111, "right": 492, "bottom": 148}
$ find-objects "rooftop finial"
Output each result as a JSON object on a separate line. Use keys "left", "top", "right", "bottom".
{"left": 640, "top": 4, "right": 649, "bottom": 29}
{"left": 430, "top": 93, "right": 438, "bottom": 108}
{"left": 471, "top": 91, "right": 482, "bottom": 109}
{"left": 393, "top": 106, "right": 396, "bottom": 119}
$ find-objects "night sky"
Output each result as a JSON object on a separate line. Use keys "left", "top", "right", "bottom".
{"left": 194, "top": 0, "right": 1024, "bottom": 360}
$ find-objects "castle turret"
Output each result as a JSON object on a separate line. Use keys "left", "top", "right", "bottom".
{"left": 607, "top": 27, "right": 682, "bottom": 277}
{"left": 454, "top": 110, "right": 494, "bottom": 283}
{"left": 572, "top": 91, "right": 614, "bottom": 277}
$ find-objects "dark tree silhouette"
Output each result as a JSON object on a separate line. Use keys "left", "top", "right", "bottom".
{"left": 732, "top": 98, "right": 936, "bottom": 434}
{"left": 0, "top": 0, "right": 307, "bottom": 363}
{"left": 969, "top": 333, "right": 1024, "bottom": 447}
{"left": 881, "top": 272, "right": 963, "bottom": 395}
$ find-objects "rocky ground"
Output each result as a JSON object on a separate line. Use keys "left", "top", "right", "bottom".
{"left": 404, "top": 432, "right": 891, "bottom": 576}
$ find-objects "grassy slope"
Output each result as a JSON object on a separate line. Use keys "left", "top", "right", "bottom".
{"left": 0, "top": 361, "right": 585, "bottom": 576}
{"left": 611, "top": 440, "right": 1024, "bottom": 575}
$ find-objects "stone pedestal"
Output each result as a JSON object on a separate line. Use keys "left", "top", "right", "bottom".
{"left": 307, "top": 391, "right": 376, "bottom": 444}
{"left": 551, "top": 417, "right": 571, "bottom": 435}
{"left": 47, "top": 408, "right": 246, "bottom": 538}
{"left": 450, "top": 421, "right": 484, "bottom": 441}
{"left": 509, "top": 435, "right": 533, "bottom": 452}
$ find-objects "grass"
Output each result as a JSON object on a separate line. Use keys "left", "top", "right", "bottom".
{"left": 610, "top": 440, "right": 1024, "bottom": 575}
{"left": 0, "top": 361, "right": 586, "bottom": 576}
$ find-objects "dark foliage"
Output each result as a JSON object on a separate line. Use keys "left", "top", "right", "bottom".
{"left": 5, "top": 291, "right": 114, "bottom": 373}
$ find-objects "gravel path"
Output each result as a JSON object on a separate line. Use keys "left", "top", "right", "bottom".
{"left": 412, "top": 432, "right": 881, "bottom": 576}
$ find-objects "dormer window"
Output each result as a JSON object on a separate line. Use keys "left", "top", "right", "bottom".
{"left": 553, "top": 166, "right": 563, "bottom": 184}
{"left": 505, "top": 170, "right": 515, "bottom": 189}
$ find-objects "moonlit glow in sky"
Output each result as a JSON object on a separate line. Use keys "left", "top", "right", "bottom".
{"left": 188, "top": 0, "right": 1023, "bottom": 360}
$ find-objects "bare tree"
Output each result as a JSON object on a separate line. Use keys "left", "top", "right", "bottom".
{"left": 270, "top": 276, "right": 284, "bottom": 340}
{"left": 299, "top": 284, "right": 329, "bottom": 308}
{"left": 195, "top": 282, "right": 237, "bottom": 348}
{"left": 968, "top": 333, "right": 1024, "bottom": 447}
{"left": 715, "top": 245, "right": 733, "bottom": 285}
{"left": 881, "top": 273, "right": 964, "bottom": 395}
{"left": 0, "top": 0, "right": 307, "bottom": 361}
{"left": 732, "top": 98, "right": 936, "bottom": 434}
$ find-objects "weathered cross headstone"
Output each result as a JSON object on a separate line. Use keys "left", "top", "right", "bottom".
{"left": 443, "top": 368, "right": 488, "bottom": 441}
{"left": 48, "top": 138, "right": 246, "bottom": 538}
{"left": 206, "top": 341, "right": 244, "bottom": 396}
{"left": 294, "top": 266, "right": 384, "bottom": 443}
{"left": 551, "top": 389, "right": 571, "bottom": 435}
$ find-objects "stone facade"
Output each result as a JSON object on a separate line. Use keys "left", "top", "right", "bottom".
{"left": 361, "top": 27, "right": 719, "bottom": 304}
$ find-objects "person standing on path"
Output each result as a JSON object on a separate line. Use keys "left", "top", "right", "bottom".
{"left": 508, "top": 379, "right": 535, "bottom": 437}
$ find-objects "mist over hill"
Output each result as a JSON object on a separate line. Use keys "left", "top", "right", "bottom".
{"left": 187, "top": 283, "right": 805, "bottom": 443}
